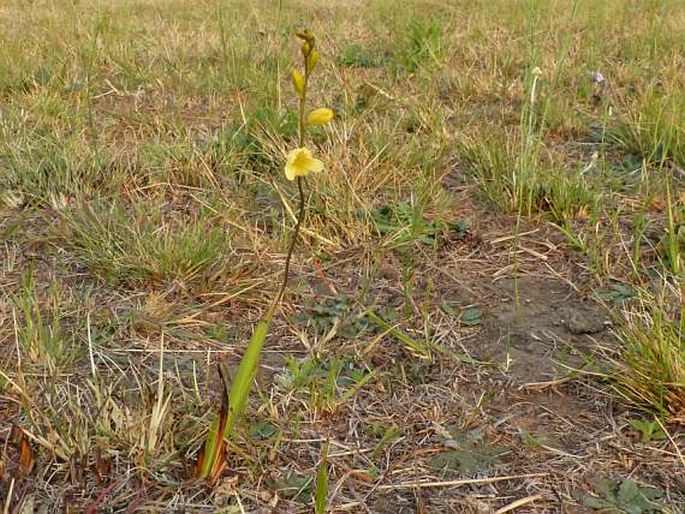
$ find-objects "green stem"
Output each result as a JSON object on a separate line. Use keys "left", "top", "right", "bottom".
{"left": 298, "top": 77, "right": 308, "bottom": 148}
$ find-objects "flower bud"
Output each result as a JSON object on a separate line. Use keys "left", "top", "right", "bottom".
{"left": 291, "top": 69, "right": 305, "bottom": 97}
{"left": 296, "top": 29, "right": 315, "bottom": 44}
{"left": 301, "top": 41, "right": 311, "bottom": 59}
{"left": 306, "top": 49, "right": 320, "bottom": 74}
{"left": 306, "top": 108, "right": 334, "bottom": 126}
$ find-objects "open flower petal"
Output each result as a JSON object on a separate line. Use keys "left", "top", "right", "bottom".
{"left": 284, "top": 147, "right": 325, "bottom": 181}
{"left": 308, "top": 157, "right": 324, "bottom": 173}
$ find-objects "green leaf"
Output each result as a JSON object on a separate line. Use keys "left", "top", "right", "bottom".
{"left": 223, "top": 318, "right": 271, "bottom": 440}
{"left": 594, "top": 283, "right": 636, "bottom": 305}
{"left": 441, "top": 302, "right": 458, "bottom": 317}
{"left": 198, "top": 416, "right": 222, "bottom": 478}
{"left": 628, "top": 418, "right": 667, "bottom": 443}
{"left": 582, "top": 496, "right": 615, "bottom": 509}
{"left": 366, "top": 310, "right": 431, "bottom": 360}
{"left": 314, "top": 443, "right": 329, "bottom": 514}
{"left": 583, "top": 478, "right": 664, "bottom": 513}
{"left": 428, "top": 444, "right": 506, "bottom": 474}
{"left": 271, "top": 472, "right": 311, "bottom": 502}
{"left": 446, "top": 219, "right": 470, "bottom": 237}
{"left": 617, "top": 480, "right": 643, "bottom": 513}
{"left": 249, "top": 420, "right": 279, "bottom": 440}
{"left": 460, "top": 307, "right": 483, "bottom": 326}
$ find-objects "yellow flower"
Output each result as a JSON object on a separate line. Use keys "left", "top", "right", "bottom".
{"left": 306, "top": 108, "right": 334, "bottom": 126}
{"left": 285, "top": 147, "right": 324, "bottom": 181}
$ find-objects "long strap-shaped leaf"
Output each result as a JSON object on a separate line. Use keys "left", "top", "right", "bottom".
{"left": 197, "top": 318, "right": 271, "bottom": 479}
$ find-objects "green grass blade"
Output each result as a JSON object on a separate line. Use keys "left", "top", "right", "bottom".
{"left": 366, "top": 309, "right": 432, "bottom": 360}
{"left": 314, "top": 442, "right": 329, "bottom": 514}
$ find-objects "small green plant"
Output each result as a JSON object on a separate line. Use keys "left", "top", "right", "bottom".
{"left": 459, "top": 307, "right": 483, "bottom": 327}
{"left": 336, "top": 43, "right": 384, "bottom": 68}
{"left": 403, "top": 18, "right": 443, "bottom": 72}
{"left": 583, "top": 477, "right": 665, "bottom": 513}
{"left": 268, "top": 471, "right": 313, "bottom": 503}
{"left": 371, "top": 201, "right": 468, "bottom": 247}
{"left": 194, "top": 29, "right": 334, "bottom": 481}
{"left": 368, "top": 422, "right": 403, "bottom": 459}
{"left": 520, "top": 431, "right": 545, "bottom": 450}
{"left": 594, "top": 283, "right": 638, "bottom": 307}
{"left": 297, "top": 294, "right": 368, "bottom": 341}
{"left": 13, "top": 272, "right": 82, "bottom": 369}
{"left": 429, "top": 428, "right": 508, "bottom": 475}
{"left": 628, "top": 418, "right": 668, "bottom": 443}
{"left": 275, "top": 356, "right": 374, "bottom": 417}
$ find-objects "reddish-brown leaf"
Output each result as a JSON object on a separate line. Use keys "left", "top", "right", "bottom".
{"left": 94, "top": 449, "right": 111, "bottom": 484}
{"left": 18, "top": 430, "right": 35, "bottom": 476}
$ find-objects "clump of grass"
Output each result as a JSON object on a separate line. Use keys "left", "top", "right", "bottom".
{"left": 10, "top": 272, "right": 84, "bottom": 371}
{"left": 461, "top": 56, "right": 602, "bottom": 224}
{"left": 1, "top": 342, "right": 198, "bottom": 486}
{"left": 0, "top": 132, "right": 111, "bottom": 203}
{"left": 401, "top": 17, "right": 444, "bottom": 72}
{"left": 610, "top": 282, "right": 685, "bottom": 422}
{"left": 610, "top": 85, "right": 685, "bottom": 169}
{"left": 461, "top": 130, "right": 598, "bottom": 223}
{"left": 61, "top": 198, "right": 231, "bottom": 289}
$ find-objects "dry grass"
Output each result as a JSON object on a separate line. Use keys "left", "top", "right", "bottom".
{"left": 1, "top": 0, "right": 684, "bottom": 511}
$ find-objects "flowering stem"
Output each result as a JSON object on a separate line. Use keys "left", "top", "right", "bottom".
{"left": 271, "top": 176, "right": 306, "bottom": 317}
{"left": 270, "top": 46, "right": 311, "bottom": 317}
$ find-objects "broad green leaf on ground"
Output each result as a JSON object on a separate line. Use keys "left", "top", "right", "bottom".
{"left": 583, "top": 478, "right": 664, "bottom": 513}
